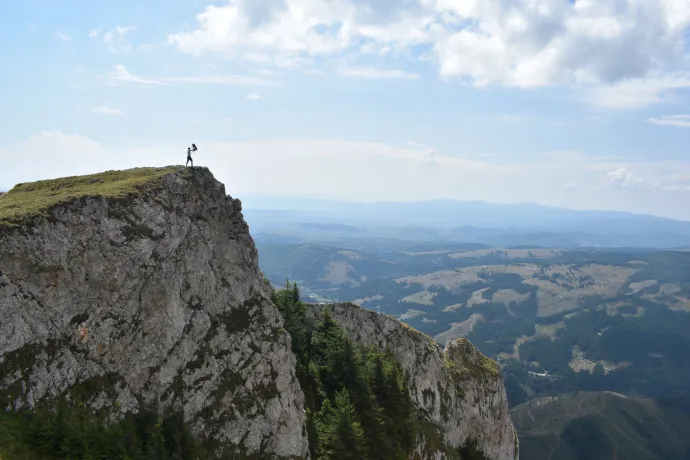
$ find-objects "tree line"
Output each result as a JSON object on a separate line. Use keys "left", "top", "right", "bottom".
{"left": 0, "top": 398, "right": 203, "bottom": 459}
{"left": 273, "top": 280, "right": 488, "bottom": 460}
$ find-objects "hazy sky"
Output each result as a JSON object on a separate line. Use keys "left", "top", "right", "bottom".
{"left": 2, "top": 0, "right": 690, "bottom": 219}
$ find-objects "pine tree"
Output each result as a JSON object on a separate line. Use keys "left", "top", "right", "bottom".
{"left": 269, "top": 285, "right": 427, "bottom": 460}
{"left": 316, "top": 389, "right": 367, "bottom": 460}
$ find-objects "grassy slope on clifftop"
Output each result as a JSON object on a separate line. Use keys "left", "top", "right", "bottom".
{"left": 444, "top": 338, "right": 500, "bottom": 381}
{"left": 0, "top": 166, "right": 183, "bottom": 226}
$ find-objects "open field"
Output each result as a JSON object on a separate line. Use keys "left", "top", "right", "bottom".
{"left": 449, "top": 248, "right": 562, "bottom": 259}
{"left": 467, "top": 288, "right": 490, "bottom": 307}
{"left": 395, "top": 264, "right": 540, "bottom": 289}
{"left": 628, "top": 279, "right": 658, "bottom": 293}
{"left": 639, "top": 283, "right": 690, "bottom": 312}
{"left": 434, "top": 313, "right": 484, "bottom": 345}
{"left": 603, "top": 301, "right": 645, "bottom": 317}
{"left": 524, "top": 264, "right": 638, "bottom": 316}
{"left": 499, "top": 322, "right": 566, "bottom": 360}
{"left": 401, "top": 290, "right": 437, "bottom": 306}
{"left": 492, "top": 289, "right": 530, "bottom": 305}
{"left": 396, "top": 263, "right": 639, "bottom": 316}
{"left": 395, "top": 269, "right": 482, "bottom": 289}
{"left": 442, "top": 303, "right": 463, "bottom": 312}
{"left": 352, "top": 294, "right": 383, "bottom": 306}
{"left": 317, "top": 261, "right": 357, "bottom": 284}
{"left": 398, "top": 309, "right": 425, "bottom": 320}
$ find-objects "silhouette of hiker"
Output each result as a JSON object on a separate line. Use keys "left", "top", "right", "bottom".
{"left": 186, "top": 143, "right": 197, "bottom": 167}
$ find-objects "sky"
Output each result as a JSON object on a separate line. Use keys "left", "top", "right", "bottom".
{"left": 1, "top": 0, "right": 690, "bottom": 220}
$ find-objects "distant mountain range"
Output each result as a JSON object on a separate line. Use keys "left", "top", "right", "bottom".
{"left": 241, "top": 196, "right": 690, "bottom": 249}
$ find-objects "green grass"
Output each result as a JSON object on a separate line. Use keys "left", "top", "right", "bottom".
{"left": 444, "top": 338, "right": 500, "bottom": 384}
{"left": 0, "top": 166, "right": 184, "bottom": 227}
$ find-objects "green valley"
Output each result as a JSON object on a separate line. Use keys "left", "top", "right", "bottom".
{"left": 255, "top": 234, "right": 690, "bottom": 460}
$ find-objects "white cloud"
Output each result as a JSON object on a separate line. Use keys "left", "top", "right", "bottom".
{"left": 90, "top": 25, "right": 137, "bottom": 53}
{"left": 55, "top": 32, "right": 71, "bottom": 41}
{"left": 246, "top": 93, "right": 261, "bottom": 100}
{"left": 103, "top": 26, "right": 135, "bottom": 43}
{"left": 110, "top": 65, "right": 164, "bottom": 85}
{"left": 2, "top": 131, "right": 690, "bottom": 220}
{"left": 606, "top": 167, "right": 643, "bottom": 189}
{"left": 341, "top": 67, "right": 419, "bottom": 79}
{"left": 170, "top": 74, "right": 274, "bottom": 85}
{"left": 108, "top": 65, "right": 277, "bottom": 86}
{"left": 167, "top": 0, "right": 436, "bottom": 66}
{"left": 431, "top": 1, "right": 689, "bottom": 87}
{"left": 585, "top": 75, "right": 690, "bottom": 109}
{"left": 167, "top": 0, "right": 690, "bottom": 108}
{"left": 647, "top": 114, "right": 690, "bottom": 128}
{"left": 91, "top": 105, "right": 124, "bottom": 115}
{"left": 498, "top": 114, "right": 536, "bottom": 124}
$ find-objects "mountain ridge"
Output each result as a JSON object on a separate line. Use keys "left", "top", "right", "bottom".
{"left": 240, "top": 195, "right": 689, "bottom": 223}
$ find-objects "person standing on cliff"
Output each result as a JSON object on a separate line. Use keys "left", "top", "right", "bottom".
{"left": 186, "top": 143, "right": 197, "bottom": 167}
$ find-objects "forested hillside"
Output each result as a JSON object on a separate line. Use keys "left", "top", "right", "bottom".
{"left": 272, "top": 282, "right": 490, "bottom": 460}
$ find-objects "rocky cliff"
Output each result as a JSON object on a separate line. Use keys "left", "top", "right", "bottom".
{"left": 0, "top": 167, "right": 309, "bottom": 459}
{"left": 0, "top": 166, "right": 518, "bottom": 460}
{"left": 308, "top": 303, "right": 518, "bottom": 460}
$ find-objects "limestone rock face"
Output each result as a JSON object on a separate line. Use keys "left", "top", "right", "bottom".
{"left": 0, "top": 168, "right": 310, "bottom": 459}
{"left": 307, "top": 303, "right": 519, "bottom": 460}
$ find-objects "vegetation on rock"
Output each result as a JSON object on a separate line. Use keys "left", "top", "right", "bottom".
{"left": 0, "top": 166, "right": 182, "bottom": 226}
{"left": 0, "top": 398, "right": 203, "bottom": 459}
{"left": 273, "top": 281, "right": 489, "bottom": 460}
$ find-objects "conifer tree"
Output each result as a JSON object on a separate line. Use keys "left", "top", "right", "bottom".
{"left": 316, "top": 388, "right": 367, "bottom": 460}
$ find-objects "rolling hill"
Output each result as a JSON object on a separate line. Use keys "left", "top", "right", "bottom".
{"left": 255, "top": 239, "right": 690, "bottom": 406}
{"left": 512, "top": 391, "right": 690, "bottom": 460}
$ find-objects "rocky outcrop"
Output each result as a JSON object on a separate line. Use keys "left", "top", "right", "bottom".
{"left": 307, "top": 303, "right": 519, "bottom": 460}
{"left": 0, "top": 167, "right": 310, "bottom": 459}
{"left": 0, "top": 166, "right": 518, "bottom": 460}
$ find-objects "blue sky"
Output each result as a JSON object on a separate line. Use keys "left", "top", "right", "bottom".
{"left": 2, "top": 0, "right": 690, "bottom": 220}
